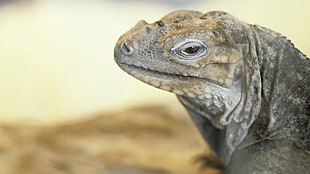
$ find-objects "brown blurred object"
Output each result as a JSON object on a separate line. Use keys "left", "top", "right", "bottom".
{"left": 0, "top": 105, "right": 220, "bottom": 174}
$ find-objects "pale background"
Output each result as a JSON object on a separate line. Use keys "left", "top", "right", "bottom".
{"left": 0, "top": 0, "right": 309, "bottom": 125}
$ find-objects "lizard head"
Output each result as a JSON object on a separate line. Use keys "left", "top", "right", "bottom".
{"left": 114, "top": 10, "right": 249, "bottom": 126}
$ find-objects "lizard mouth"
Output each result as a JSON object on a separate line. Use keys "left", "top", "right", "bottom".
{"left": 116, "top": 61, "right": 224, "bottom": 89}
{"left": 116, "top": 62, "right": 199, "bottom": 83}
{"left": 116, "top": 61, "right": 229, "bottom": 99}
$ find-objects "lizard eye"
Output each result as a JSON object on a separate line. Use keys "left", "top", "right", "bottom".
{"left": 171, "top": 40, "right": 208, "bottom": 60}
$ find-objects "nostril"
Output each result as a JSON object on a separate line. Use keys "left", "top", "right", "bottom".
{"left": 120, "top": 41, "right": 134, "bottom": 55}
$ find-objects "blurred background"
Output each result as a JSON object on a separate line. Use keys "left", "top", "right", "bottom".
{"left": 0, "top": 0, "right": 309, "bottom": 173}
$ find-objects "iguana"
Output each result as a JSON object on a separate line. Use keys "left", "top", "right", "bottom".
{"left": 114, "top": 10, "right": 310, "bottom": 173}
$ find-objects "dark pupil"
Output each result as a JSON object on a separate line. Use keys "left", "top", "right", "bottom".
{"left": 183, "top": 46, "right": 200, "bottom": 55}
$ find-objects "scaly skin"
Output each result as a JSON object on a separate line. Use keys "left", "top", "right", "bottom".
{"left": 114, "top": 11, "right": 310, "bottom": 173}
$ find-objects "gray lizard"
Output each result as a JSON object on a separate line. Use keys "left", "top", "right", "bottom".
{"left": 114, "top": 10, "right": 310, "bottom": 173}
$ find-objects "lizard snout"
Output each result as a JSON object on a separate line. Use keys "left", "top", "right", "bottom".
{"left": 116, "top": 20, "right": 149, "bottom": 57}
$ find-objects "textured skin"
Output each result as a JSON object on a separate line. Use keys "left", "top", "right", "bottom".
{"left": 114, "top": 11, "right": 310, "bottom": 173}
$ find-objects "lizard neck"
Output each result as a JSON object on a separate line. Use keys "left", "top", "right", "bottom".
{"left": 239, "top": 25, "right": 310, "bottom": 151}
{"left": 179, "top": 25, "right": 310, "bottom": 165}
